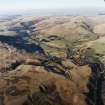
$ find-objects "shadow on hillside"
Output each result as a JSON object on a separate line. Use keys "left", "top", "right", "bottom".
{"left": 86, "top": 63, "right": 104, "bottom": 105}
{"left": 0, "top": 35, "right": 44, "bottom": 53}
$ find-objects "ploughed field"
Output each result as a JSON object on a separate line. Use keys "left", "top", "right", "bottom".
{"left": 0, "top": 16, "right": 105, "bottom": 105}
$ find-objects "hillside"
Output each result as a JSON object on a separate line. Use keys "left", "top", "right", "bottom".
{"left": 0, "top": 16, "right": 105, "bottom": 105}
